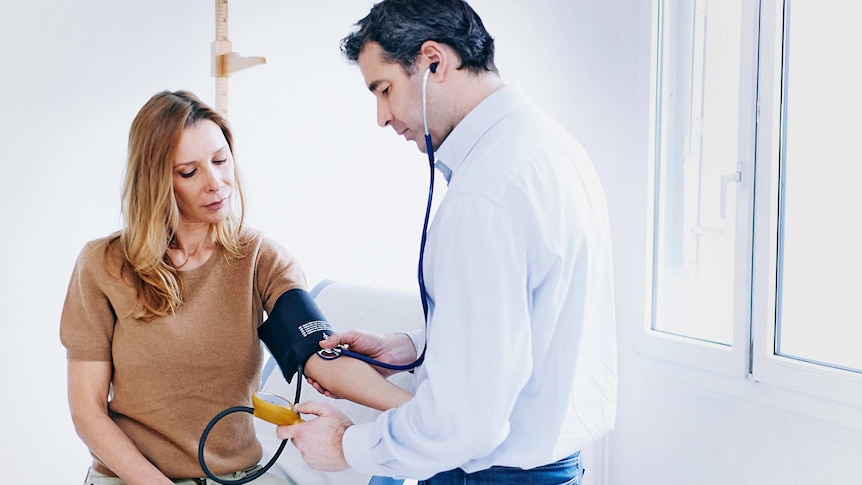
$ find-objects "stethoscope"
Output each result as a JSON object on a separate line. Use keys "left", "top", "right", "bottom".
{"left": 197, "top": 63, "right": 439, "bottom": 484}
{"left": 317, "top": 61, "right": 438, "bottom": 370}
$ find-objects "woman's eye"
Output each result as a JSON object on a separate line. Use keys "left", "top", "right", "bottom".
{"left": 213, "top": 158, "right": 227, "bottom": 165}
{"left": 382, "top": 87, "right": 390, "bottom": 95}
{"left": 180, "top": 169, "right": 197, "bottom": 178}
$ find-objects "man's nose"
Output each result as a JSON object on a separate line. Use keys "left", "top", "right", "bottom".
{"left": 376, "top": 99, "right": 392, "bottom": 128}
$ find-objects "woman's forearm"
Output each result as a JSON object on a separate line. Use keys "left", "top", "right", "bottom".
{"left": 71, "top": 410, "right": 173, "bottom": 485}
{"left": 68, "top": 360, "right": 173, "bottom": 485}
{"left": 303, "top": 354, "right": 413, "bottom": 411}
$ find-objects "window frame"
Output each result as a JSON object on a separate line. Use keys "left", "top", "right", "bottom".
{"left": 749, "top": 0, "right": 862, "bottom": 408}
{"left": 642, "top": 0, "right": 862, "bottom": 424}
{"left": 640, "top": 0, "right": 759, "bottom": 379}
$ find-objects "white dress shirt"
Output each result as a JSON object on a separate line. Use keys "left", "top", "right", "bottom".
{"left": 343, "top": 85, "right": 617, "bottom": 480}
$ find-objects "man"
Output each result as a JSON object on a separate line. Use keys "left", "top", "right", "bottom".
{"left": 277, "top": 1, "right": 617, "bottom": 483}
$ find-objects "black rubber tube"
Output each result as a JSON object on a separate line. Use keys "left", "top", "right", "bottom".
{"left": 198, "top": 406, "right": 288, "bottom": 484}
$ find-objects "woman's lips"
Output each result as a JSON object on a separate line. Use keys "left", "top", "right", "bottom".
{"left": 205, "top": 198, "right": 227, "bottom": 210}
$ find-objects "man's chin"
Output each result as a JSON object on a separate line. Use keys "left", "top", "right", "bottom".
{"left": 416, "top": 137, "right": 436, "bottom": 154}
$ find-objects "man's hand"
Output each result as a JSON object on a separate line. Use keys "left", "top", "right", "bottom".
{"left": 276, "top": 401, "right": 353, "bottom": 472}
{"left": 308, "top": 330, "right": 418, "bottom": 397}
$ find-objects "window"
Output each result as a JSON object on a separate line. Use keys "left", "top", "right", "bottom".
{"left": 650, "top": 0, "right": 749, "bottom": 347}
{"left": 769, "top": 0, "right": 862, "bottom": 374}
{"left": 646, "top": 0, "right": 862, "bottom": 410}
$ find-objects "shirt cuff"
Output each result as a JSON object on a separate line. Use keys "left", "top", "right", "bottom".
{"left": 342, "top": 422, "right": 380, "bottom": 475}
{"left": 403, "top": 329, "right": 424, "bottom": 357}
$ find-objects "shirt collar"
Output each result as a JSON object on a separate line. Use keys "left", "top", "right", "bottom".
{"left": 434, "top": 84, "right": 529, "bottom": 184}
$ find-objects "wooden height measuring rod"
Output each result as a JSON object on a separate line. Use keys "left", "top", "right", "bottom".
{"left": 213, "top": 0, "right": 266, "bottom": 116}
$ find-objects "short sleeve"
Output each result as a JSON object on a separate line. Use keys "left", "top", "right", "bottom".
{"left": 59, "top": 240, "right": 118, "bottom": 361}
{"left": 255, "top": 236, "right": 308, "bottom": 316}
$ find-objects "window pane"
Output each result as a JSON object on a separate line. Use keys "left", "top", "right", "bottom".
{"left": 651, "top": 0, "right": 745, "bottom": 345}
{"left": 776, "top": 0, "right": 862, "bottom": 373}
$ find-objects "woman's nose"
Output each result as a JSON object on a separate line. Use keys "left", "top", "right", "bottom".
{"left": 204, "top": 166, "right": 224, "bottom": 192}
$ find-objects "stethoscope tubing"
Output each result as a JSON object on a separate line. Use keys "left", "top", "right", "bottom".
{"left": 325, "top": 67, "right": 436, "bottom": 372}
{"left": 316, "top": 128, "right": 433, "bottom": 372}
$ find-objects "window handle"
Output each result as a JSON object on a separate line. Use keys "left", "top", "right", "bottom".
{"left": 720, "top": 165, "right": 742, "bottom": 219}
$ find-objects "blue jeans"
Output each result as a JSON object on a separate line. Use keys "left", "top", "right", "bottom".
{"left": 419, "top": 452, "right": 583, "bottom": 485}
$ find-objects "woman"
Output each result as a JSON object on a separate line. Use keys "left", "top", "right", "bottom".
{"left": 60, "top": 90, "right": 411, "bottom": 484}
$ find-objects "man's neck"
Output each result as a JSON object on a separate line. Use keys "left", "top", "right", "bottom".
{"left": 451, "top": 73, "right": 506, "bottom": 129}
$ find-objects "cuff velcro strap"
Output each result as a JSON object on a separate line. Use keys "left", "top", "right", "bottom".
{"left": 258, "top": 289, "right": 333, "bottom": 383}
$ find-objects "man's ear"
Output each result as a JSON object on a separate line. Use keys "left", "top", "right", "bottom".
{"left": 420, "top": 40, "right": 448, "bottom": 81}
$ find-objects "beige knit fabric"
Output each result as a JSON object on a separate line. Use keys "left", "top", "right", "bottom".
{"left": 60, "top": 228, "right": 305, "bottom": 478}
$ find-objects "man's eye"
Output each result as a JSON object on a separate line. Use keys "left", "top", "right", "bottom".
{"left": 382, "top": 87, "right": 390, "bottom": 95}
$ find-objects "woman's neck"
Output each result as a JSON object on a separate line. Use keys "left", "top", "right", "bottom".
{"left": 169, "top": 224, "right": 216, "bottom": 270}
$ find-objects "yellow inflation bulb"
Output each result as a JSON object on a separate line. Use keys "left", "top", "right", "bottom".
{"left": 252, "top": 392, "right": 303, "bottom": 425}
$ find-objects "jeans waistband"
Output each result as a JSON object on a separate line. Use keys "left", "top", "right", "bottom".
{"left": 422, "top": 451, "right": 582, "bottom": 485}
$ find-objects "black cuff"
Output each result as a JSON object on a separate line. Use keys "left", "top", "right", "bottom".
{"left": 258, "top": 289, "right": 333, "bottom": 383}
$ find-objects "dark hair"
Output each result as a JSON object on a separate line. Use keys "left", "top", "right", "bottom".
{"left": 340, "top": 0, "right": 498, "bottom": 75}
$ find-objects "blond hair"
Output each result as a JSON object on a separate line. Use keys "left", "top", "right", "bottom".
{"left": 113, "top": 90, "right": 249, "bottom": 320}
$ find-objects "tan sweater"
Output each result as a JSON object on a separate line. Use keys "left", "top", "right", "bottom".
{"left": 60, "top": 228, "right": 305, "bottom": 479}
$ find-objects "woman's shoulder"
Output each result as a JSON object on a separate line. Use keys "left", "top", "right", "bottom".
{"left": 68, "top": 232, "right": 125, "bottom": 285}
{"left": 239, "top": 226, "right": 262, "bottom": 240}
{"left": 241, "top": 226, "right": 287, "bottom": 253}
{"left": 237, "top": 226, "right": 266, "bottom": 255}
{"left": 241, "top": 227, "right": 307, "bottom": 296}
{"left": 241, "top": 227, "right": 301, "bottom": 267}
{"left": 77, "top": 232, "right": 123, "bottom": 264}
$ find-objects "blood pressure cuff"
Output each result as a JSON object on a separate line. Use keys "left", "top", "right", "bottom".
{"left": 258, "top": 289, "right": 334, "bottom": 383}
